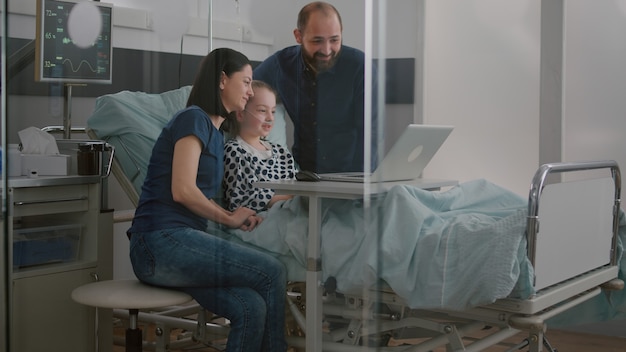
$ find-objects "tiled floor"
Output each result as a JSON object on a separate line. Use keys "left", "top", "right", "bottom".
{"left": 431, "top": 329, "right": 626, "bottom": 351}
{"left": 112, "top": 324, "right": 626, "bottom": 351}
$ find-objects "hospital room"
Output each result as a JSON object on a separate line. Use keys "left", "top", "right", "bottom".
{"left": 1, "top": 0, "right": 626, "bottom": 351}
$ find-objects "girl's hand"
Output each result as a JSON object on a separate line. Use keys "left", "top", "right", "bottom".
{"left": 267, "top": 194, "right": 294, "bottom": 208}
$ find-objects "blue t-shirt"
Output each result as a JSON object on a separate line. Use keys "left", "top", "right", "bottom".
{"left": 129, "top": 106, "right": 224, "bottom": 232}
{"left": 254, "top": 45, "right": 378, "bottom": 174}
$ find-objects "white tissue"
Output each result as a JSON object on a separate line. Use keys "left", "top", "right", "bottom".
{"left": 18, "top": 127, "right": 60, "bottom": 155}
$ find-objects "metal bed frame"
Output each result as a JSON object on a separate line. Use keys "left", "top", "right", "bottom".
{"left": 277, "top": 160, "right": 624, "bottom": 352}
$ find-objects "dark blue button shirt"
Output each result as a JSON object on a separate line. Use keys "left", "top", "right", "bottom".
{"left": 129, "top": 106, "right": 224, "bottom": 232}
{"left": 254, "top": 45, "right": 377, "bottom": 173}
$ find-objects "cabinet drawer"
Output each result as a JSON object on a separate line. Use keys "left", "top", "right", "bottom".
{"left": 10, "top": 184, "right": 90, "bottom": 217}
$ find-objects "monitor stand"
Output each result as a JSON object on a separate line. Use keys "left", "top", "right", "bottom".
{"left": 63, "top": 83, "right": 87, "bottom": 139}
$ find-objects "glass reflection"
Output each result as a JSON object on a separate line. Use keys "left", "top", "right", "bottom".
{"left": 1, "top": 1, "right": 403, "bottom": 351}
{"left": 2, "top": 0, "right": 8, "bottom": 349}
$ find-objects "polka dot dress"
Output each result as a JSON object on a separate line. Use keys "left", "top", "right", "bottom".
{"left": 223, "top": 138, "right": 296, "bottom": 212}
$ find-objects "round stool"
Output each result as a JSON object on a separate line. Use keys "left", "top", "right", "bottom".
{"left": 72, "top": 279, "right": 193, "bottom": 352}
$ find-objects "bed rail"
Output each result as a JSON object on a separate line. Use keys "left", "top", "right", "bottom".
{"left": 526, "top": 160, "right": 622, "bottom": 268}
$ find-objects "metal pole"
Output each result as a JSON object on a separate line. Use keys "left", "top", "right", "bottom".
{"left": 208, "top": 0, "right": 213, "bottom": 52}
{"left": 63, "top": 84, "right": 72, "bottom": 139}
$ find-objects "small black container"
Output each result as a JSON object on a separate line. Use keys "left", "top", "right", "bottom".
{"left": 77, "top": 142, "right": 105, "bottom": 175}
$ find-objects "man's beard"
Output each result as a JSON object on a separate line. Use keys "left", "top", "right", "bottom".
{"left": 305, "top": 50, "right": 340, "bottom": 73}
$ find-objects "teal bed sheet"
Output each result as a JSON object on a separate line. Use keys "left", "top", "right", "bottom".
{"left": 228, "top": 181, "right": 626, "bottom": 316}
{"left": 228, "top": 179, "right": 532, "bottom": 310}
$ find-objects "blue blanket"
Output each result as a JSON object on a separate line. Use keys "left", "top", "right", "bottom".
{"left": 228, "top": 179, "right": 535, "bottom": 310}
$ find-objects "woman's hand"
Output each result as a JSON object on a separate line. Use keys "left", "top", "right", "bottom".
{"left": 240, "top": 214, "right": 263, "bottom": 231}
{"left": 230, "top": 207, "right": 263, "bottom": 231}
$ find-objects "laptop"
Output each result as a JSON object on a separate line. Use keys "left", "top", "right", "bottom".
{"left": 318, "top": 124, "right": 453, "bottom": 183}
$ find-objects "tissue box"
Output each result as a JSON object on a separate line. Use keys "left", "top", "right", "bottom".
{"left": 21, "top": 154, "right": 71, "bottom": 176}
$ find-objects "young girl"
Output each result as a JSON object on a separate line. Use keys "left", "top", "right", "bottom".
{"left": 127, "top": 48, "right": 287, "bottom": 352}
{"left": 223, "top": 80, "right": 296, "bottom": 212}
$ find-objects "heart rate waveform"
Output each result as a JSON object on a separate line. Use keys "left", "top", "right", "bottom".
{"left": 61, "top": 58, "right": 99, "bottom": 73}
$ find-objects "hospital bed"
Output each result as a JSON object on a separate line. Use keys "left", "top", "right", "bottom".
{"left": 86, "top": 86, "right": 625, "bottom": 351}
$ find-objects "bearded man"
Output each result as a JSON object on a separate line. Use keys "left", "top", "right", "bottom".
{"left": 254, "top": 1, "right": 378, "bottom": 173}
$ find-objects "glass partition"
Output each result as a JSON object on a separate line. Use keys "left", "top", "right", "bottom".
{"left": 225, "top": 1, "right": 423, "bottom": 350}
{"left": 4, "top": 1, "right": 625, "bottom": 351}
{"left": 3, "top": 0, "right": 218, "bottom": 350}
{"left": 1, "top": 0, "right": 412, "bottom": 350}
{"left": 0, "top": 0, "right": 422, "bottom": 350}
{"left": 1, "top": 0, "right": 7, "bottom": 349}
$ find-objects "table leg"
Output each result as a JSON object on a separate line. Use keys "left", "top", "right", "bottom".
{"left": 306, "top": 195, "right": 323, "bottom": 352}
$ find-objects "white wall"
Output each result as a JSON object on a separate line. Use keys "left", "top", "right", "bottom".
{"left": 559, "top": 4, "right": 626, "bottom": 335}
{"left": 105, "top": 0, "right": 365, "bottom": 57}
{"left": 422, "top": 0, "right": 626, "bottom": 197}
{"left": 562, "top": 1, "right": 626, "bottom": 181}
{"left": 422, "top": 0, "right": 541, "bottom": 196}
{"left": 240, "top": 0, "right": 366, "bottom": 53}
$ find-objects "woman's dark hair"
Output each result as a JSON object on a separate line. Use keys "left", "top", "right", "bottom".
{"left": 186, "top": 48, "right": 251, "bottom": 117}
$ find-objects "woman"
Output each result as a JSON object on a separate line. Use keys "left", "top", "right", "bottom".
{"left": 222, "top": 80, "right": 296, "bottom": 212}
{"left": 127, "top": 48, "right": 288, "bottom": 352}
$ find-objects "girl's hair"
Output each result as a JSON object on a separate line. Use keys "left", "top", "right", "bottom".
{"left": 222, "top": 80, "right": 278, "bottom": 137}
{"left": 250, "top": 80, "right": 278, "bottom": 101}
{"left": 186, "top": 48, "right": 251, "bottom": 117}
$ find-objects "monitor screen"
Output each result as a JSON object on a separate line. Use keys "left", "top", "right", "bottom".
{"left": 35, "top": 0, "right": 113, "bottom": 84}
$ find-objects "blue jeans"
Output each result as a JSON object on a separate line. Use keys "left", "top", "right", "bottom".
{"left": 128, "top": 227, "right": 287, "bottom": 352}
